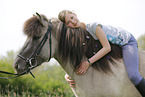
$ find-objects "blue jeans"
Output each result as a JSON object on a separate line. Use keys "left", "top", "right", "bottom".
{"left": 121, "top": 34, "right": 143, "bottom": 86}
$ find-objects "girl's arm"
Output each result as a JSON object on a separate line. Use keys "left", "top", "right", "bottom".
{"left": 89, "top": 25, "right": 111, "bottom": 63}
{"left": 76, "top": 26, "right": 111, "bottom": 74}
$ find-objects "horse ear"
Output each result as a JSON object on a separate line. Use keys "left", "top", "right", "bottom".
{"left": 36, "top": 12, "right": 41, "bottom": 19}
{"left": 36, "top": 12, "right": 45, "bottom": 26}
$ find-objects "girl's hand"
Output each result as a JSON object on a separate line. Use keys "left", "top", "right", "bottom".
{"left": 75, "top": 60, "right": 90, "bottom": 75}
{"left": 65, "top": 74, "right": 76, "bottom": 87}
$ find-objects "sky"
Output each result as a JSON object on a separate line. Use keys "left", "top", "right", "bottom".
{"left": 0, "top": 0, "right": 145, "bottom": 56}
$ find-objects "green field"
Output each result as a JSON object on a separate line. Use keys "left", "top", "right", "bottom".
{"left": 0, "top": 51, "right": 74, "bottom": 97}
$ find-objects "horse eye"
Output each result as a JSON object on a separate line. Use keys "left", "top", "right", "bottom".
{"left": 33, "top": 36, "right": 40, "bottom": 39}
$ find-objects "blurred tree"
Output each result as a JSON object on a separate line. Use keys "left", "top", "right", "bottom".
{"left": 137, "top": 33, "right": 145, "bottom": 51}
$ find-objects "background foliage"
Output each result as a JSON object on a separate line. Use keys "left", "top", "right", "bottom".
{"left": 137, "top": 34, "right": 145, "bottom": 51}
{"left": 0, "top": 51, "right": 74, "bottom": 97}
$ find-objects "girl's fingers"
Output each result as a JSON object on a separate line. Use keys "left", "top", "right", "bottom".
{"left": 76, "top": 66, "right": 82, "bottom": 71}
{"left": 64, "top": 74, "right": 76, "bottom": 87}
{"left": 76, "top": 69, "right": 86, "bottom": 75}
{"left": 82, "top": 71, "right": 86, "bottom": 75}
{"left": 76, "top": 69, "right": 83, "bottom": 74}
{"left": 69, "top": 80, "right": 76, "bottom": 87}
{"left": 80, "top": 70, "right": 86, "bottom": 75}
{"left": 75, "top": 68, "right": 82, "bottom": 73}
{"left": 68, "top": 80, "right": 75, "bottom": 83}
{"left": 70, "top": 82, "right": 76, "bottom": 85}
{"left": 70, "top": 84, "right": 76, "bottom": 87}
{"left": 76, "top": 65, "right": 80, "bottom": 69}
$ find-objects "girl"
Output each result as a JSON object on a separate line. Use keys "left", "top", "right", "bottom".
{"left": 58, "top": 10, "right": 145, "bottom": 96}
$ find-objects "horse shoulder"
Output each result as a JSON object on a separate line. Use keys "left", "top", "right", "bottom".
{"left": 69, "top": 51, "right": 145, "bottom": 97}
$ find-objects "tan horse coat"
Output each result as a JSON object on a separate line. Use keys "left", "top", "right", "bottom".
{"left": 59, "top": 51, "right": 145, "bottom": 97}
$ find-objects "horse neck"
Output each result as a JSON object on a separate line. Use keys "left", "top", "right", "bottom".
{"left": 55, "top": 57, "right": 74, "bottom": 76}
{"left": 50, "top": 20, "right": 74, "bottom": 75}
{"left": 51, "top": 19, "right": 63, "bottom": 42}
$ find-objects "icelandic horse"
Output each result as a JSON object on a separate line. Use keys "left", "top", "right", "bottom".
{"left": 13, "top": 13, "right": 145, "bottom": 97}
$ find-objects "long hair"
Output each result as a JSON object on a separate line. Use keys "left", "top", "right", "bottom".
{"left": 59, "top": 24, "right": 122, "bottom": 73}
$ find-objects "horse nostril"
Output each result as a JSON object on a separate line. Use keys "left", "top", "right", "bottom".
{"left": 14, "top": 64, "right": 18, "bottom": 70}
{"left": 16, "top": 64, "right": 28, "bottom": 74}
{"left": 17, "top": 66, "right": 23, "bottom": 74}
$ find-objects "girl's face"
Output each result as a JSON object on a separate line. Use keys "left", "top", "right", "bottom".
{"left": 65, "top": 13, "right": 80, "bottom": 28}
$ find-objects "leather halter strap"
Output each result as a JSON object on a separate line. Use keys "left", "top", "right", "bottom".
{"left": 0, "top": 20, "right": 52, "bottom": 79}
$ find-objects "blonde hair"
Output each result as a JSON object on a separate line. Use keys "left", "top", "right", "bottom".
{"left": 58, "top": 10, "right": 76, "bottom": 23}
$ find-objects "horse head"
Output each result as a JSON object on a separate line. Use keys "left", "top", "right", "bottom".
{"left": 13, "top": 13, "right": 60, "bottom": 74}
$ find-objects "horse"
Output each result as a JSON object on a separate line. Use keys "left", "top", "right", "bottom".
{"left": 13, "top": 13, "right": 145, "bottom": 97}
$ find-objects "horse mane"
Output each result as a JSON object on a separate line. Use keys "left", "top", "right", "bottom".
{"left": 59, "top": 24, "right": 122, "bottom": 73}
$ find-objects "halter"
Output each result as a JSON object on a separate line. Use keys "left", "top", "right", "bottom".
{"left": 0, "top": 20, "right": 52, "bottom": 79}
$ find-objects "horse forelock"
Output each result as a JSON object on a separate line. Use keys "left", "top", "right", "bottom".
{"left": 58, "top": 24, "right": 122, "bottom": 73}
{"left": 23, "top": 16, "right": 45, "bottom": 37}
